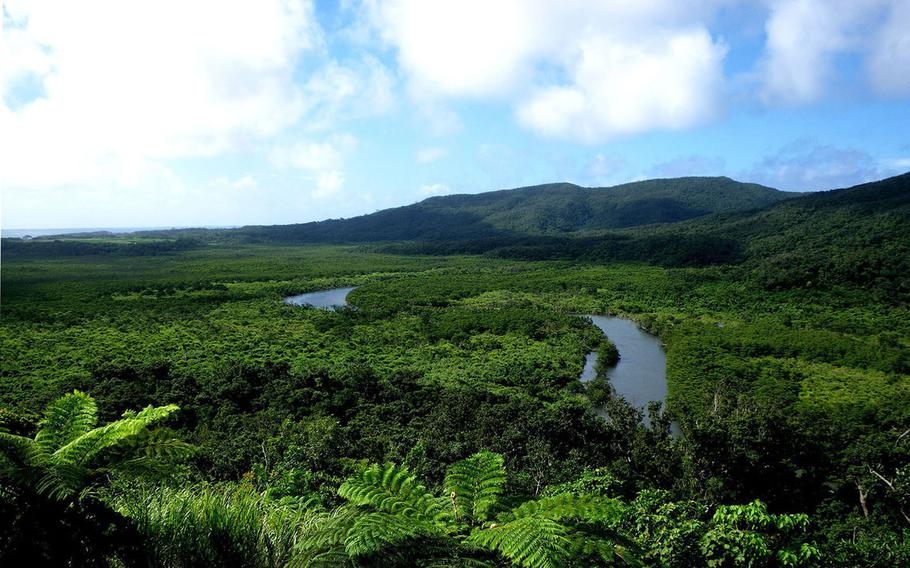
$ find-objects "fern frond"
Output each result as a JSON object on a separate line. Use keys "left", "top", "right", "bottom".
{"left": 299, "top": 547, "right": 354, "bottom": 568}
{"left": 0, "top": 431, "right": 38, "bottom": 465}
{"left": 420, "top": 557, "right": 499, "bottom": 567}
{"left": 35, "top": 461, "right": 89, "bottom": 499}
{"left": 34, "top": 390, "right": 97, "bottom": 454}
{"left": 296, "top": 504, "right": 361, "bottom": 557}
{"left": 444, "top": 451, "right": 506, "bottom": 523}
{"left": 566, "top": 528, "right": 644, "bottom": 567}
{"left": 344, "top": 511, "right": 440, "bottom": 556}
{"left": 504, "top": 493, "right": 624, "bottom": 524}
{"left": 466, "top": 516, "right": 571, "bottom": 568}
{"left": 339, "top": 463, "right": 443, "bottom": 521}
{"left": 53, "top": 404, "right": 179, "bottom": 466}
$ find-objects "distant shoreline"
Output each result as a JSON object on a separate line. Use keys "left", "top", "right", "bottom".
{"left": 1, "top": 226, "right": 237, "bottom": 238}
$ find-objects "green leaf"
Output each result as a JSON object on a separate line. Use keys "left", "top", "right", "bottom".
{"left": 339, "top": 462, "right": 443, "bottom": 521}
{"left": 466, "top": 516, "right": 571, "bottom": 568}
{"left": 34, "top": 390, "right": 97, "bottom": 454}
{"left": 444, "top": 451, "right": 506, "bottom": 523}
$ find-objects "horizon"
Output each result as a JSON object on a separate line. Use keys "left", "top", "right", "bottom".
{"left": 6, "top": 169, "right": 910, "bottom": 232}
{"left": 3, "top": 1, "right": 910, "bottom": 229}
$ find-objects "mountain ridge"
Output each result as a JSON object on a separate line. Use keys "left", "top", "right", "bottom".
{"left": 233, "top": 176, "right": 790, "bottom": 243}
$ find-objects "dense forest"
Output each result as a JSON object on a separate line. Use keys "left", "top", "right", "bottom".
{"left": 1, "top": 174, "right": 908, "bottom": 566}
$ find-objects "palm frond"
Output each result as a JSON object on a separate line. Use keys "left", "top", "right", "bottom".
{"left": 34, "top": 390, "right": 97, "bottom": 454}
{"left": 444, "top": 451, "right": 506, "bottom": 523}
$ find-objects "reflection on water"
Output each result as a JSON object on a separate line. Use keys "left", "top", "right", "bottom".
{"left": 581, "top": 315, "right": 678, "bottom": 432}
{"left": 284, "top": 287, "right": 355, "bottom": 310}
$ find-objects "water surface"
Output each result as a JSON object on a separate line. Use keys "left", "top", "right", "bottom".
{"left": 284, "top": 287, "right": 355, "bottom": 310}
{"left": 580, "top": 315, "right": 671, "bottom": 428}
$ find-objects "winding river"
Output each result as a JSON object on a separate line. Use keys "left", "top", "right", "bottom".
{"left": 284, "top": 287, "right": 671, "bottom": 428}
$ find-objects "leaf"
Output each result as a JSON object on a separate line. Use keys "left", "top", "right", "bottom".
{"left": 466, "top": 516, "right": 571, "bottom": 568}
{"left": 339, "top": 463, "right": 443, "bottom": 521}
{"left": 34, "top": 390, "right": 97, "bottom": 454}
{"left": 53, "top": 404, "right": 179, "bottom": 466}
{"left": 444, "top": 451, "right": 506, "bottom": 523}
{"left": 344, "top": 511, "right": 439, "bottom": 556}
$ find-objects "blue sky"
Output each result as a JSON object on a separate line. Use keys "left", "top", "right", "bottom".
{"left": 2, "top": 0, "right": 909, "bottom": 229}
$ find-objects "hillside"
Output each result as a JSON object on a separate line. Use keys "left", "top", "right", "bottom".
{"left": 233, "top": 176, "right": 789, "bottom": 243}
{"left": 407, "top": 173, "right": 910, "bottom": 298}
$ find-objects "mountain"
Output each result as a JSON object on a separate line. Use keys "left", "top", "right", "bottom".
{"left": 234, "top": 176, "right": 790, "bottom": 243}
{"left": 413, "top": 172, "right": 909, "bottom": 297}
{"left": 642, "top": 172, "right": 910, "bottom": 291}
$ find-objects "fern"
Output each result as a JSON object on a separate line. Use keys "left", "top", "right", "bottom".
{"left": 54, "top": 404, "right": 179, "bottom": 466}
{"left": 444, "top": 451, "right": 506, "bottom": 523}
{"left": 34, "top": 390, "right": 98, "bottom": 454}
{"left": 504, "top": 493, "right": 624, "bottom": 524}
{"left": 466, "top": 516, "right": 571, "bottom": 568}
{"left": 345, "top": 511, "right": 440, "bottom": 556}
{"left": 339, "top": 462, "right": 444, "bottom": 521}
{"left": 0, "top": 392, "right": 187, "bottom": 499}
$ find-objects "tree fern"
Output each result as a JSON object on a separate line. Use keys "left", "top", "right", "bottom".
{"left": 34, "top": 390, "right": 97, "bottom": 455}
{"left": 0, "top": 391, "right": 187, "bottom": 499}
{"left": 444, "top": 451, "right": 507, "bottom": 523}
{"left": 303, "top": 452, "right": 641, "bottom": 567}
{"left": 504, "top": 493, "right": 624, "bottom": 524}
{"left": 466, "top": 515, "right": 571, "bottom": 568}
{"left": 339, "top": 462, "right": 444, "bottom": 521}
{"left": 53, "top": 404, "right": 179, "bottom": 466}
{"left": 345, "top": 511, "right": 440, "bottom": 556}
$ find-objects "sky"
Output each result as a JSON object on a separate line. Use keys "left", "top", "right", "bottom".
{"left": 1, "top": 0, "right": 909, "bottom": 229}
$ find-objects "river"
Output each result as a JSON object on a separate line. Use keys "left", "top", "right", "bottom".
{"left": 284, "top": 287, "right": 672, "bottom": 428}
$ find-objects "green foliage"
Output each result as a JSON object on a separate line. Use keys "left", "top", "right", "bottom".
{"left": 444, "top": 450, "right": 506, "bottom": 523}
{"left": 0, "top": 390, "right": 190, "bottom": 500}
{"left": 700, "top": 501, "right": 818, "bottom": 567}
{"left": 302, "top": 452, "right": 634, "bottom": 567}
{"left": 115, "top": 483, "right": 315, "bottom": 568}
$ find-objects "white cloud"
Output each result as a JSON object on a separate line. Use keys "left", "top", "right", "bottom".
{"left": 270, "top": 134, "right": 356, "bottom": 199}
{"left": 367, "top": 0, "right": 729, "bottom": 141}
{"left": 759, "top": 0, "right": 910, "bottom": 104}
{"left": 211, "top": 175, "right": 258, "bottom": 191}
{"left": 517, "top": 30, "right": 726, "bottom": 142}
{"left": 418, "top": 183, "right": 450, "bottom": 196}
{"left": 415, "top": 146, "right": 447, "bottom": 164}
{"left": 0, "top": 0, "right": 324, "bottom": 189}
{"left": 760, "top": 0, "right": 870, "bottom": 103}
{"left": 867, "top": 0, "right": 910, "bottom": 97}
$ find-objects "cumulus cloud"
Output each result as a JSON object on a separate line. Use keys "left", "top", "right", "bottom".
{"left": 367, "top": 0, "right": 729, "bottom": 142}
{"left": 867, "top": 0, "right": 910, "bottom": 97}
{"left": 0, "top": 0, "right": 394, "bottom": 194}
{"left": 270, "top": 134, "right": 357, "bottom": 199}
{"left": 0, "top": 0, "right": 324, "bottom": 189}
{"left": 744, "top": 140, "right": 906, "bottom": 191}
{"left": 759, "top": 0, "right": 909, "bottom": 103}
{"left": 517, "top": 30, "right": 726, "bottom": 142}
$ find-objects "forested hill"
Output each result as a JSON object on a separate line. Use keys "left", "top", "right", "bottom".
{"left": 651, "top": 171, "right": 910, "bottom": 291}
{"left": 406, "top": 172, "right": 909, "bottom": 297}
{"left": 233, "top": 176, "right": 789, "bottom": 242}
